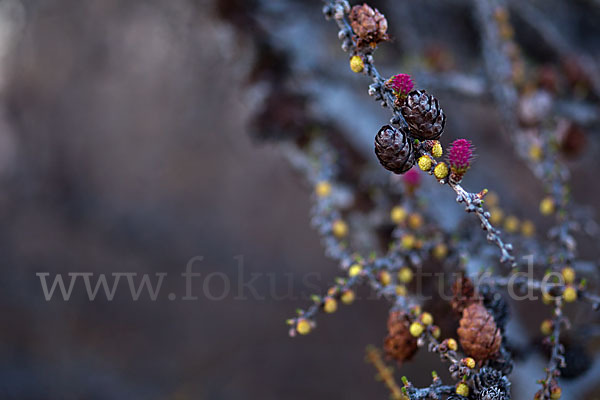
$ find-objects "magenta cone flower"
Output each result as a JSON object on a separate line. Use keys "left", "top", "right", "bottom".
{"left": 448, "top": 139, "right": 474, "bottom": 177}
{"left": 387, "top": 74, "right": 414, "bottom": 97}
{"left": 402, "top": 168, "right": 421, "bottom": 188}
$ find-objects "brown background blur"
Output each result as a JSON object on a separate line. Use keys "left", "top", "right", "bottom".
{"left": 0, "top": 1, "right": 395, "bottom": 398}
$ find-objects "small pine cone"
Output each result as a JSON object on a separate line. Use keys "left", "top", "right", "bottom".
{"left": 458, "top": 303, "right": 502, "bottom": 361}
{"left": 374, "top": 125, "right": 415, "bottom": 174}
{"left": 480, "top": 285, "right": 509, "bottom": 331}
{"left": 556, "top": 120, "right": 587, "bottom": 157}
{"left": 349, "top": 4, "right": 389, "bottom": 46}
{"left": 384, "top": 311, "right": 418, "bottom": 363}
{"left": 483, "top": 345, "right": 514, "bottom": 375}
{"left": 451, "top": 276, "right": 480, "bottom": 315}
{"left": 561, "top": 341, "right": 591, "bottom": 379}
{"left": 479, "top": 386, "right": 506, "bottom": 400}
{"left": 473, "top": 367, "right": 511, "bottom": 397}
{"left": 401, "top": 90, "right": 446, "bottom": 140}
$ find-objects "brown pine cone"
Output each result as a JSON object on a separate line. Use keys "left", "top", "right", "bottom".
{"left": 349, "top": 4, "right": 389, "bottom": 47}
{"left": 400, "top": 90, "right": 446, "bottom": 140}
{"left": 374, "top": 125, "right": 415, "bottom": 174}
{"left": 450, "top": 276, "right": 480, "bottom": 315}
{"left": 556, "top": 120, "right": 587, "bottom": 157}
{"left": 384, "top": 311, "right": 418, "bottom": 363}
{"left": 457, "top": 303, "right": 502, "bottom": 361}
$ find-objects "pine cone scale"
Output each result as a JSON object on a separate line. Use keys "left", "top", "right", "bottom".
{"left": 384, "top": 311, "right": 418, "bottom": 363}
{"left": 457, "top": 303, "right": 502, "bottom": 361}
{"left": 401, "top": 90, "right": 446, "bottom": 140}
{"left": 349, "top": 4, "right": 389, "bottom": 47}
{"left": 450, "top": 276, "right": 480, "bottom": 315}
{"left": 374, "top": 125, "right": 415, "bottom": 174}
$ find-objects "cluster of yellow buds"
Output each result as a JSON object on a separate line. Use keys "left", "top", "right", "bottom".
{"left": 398, "top": 266, "right": 413, "bottom": 283}
{"left": 455, "top": 382, "right": 469, "bottom": 397}
{"left": 540, "top": 196, "right": 555, "bottom": 215}
{"left": 542, "top": 267, "right": 579, "bottom": 304}
{"left": 296, "top": 318, "right": 312, "bottom": 335}
{"left": 390, "top": 206, "right": 424, "bottom": 230}
{"left": 417, "top": 155, "right": 433, "bottom": 172}
{"left": 562, "top": 267, "right": 578, "bottom": 302}
{"left": 529, "top": 143, "right": 543, "bottom": 161}
{"left": 323, "top": 297, "right": 338, "bottom": 313}
{"left": 563, "top": 285, "right": 577, "bottom": 303}
{"left": 291, "top": 286, "right": 360, "bottom": 335}
{"left": 461, "top": 357, "right": 476, "bottom": 369}
{"left": 441, "top": 338, "right": 458, "bottom": 351}
{"left": 408, "top": 308, "right": 440, "bottom": 340}
{"left": 416, "top": 152, "right": 450, "bottom": 180}
{"left": 349, "top": 55, "right": 364, "bottom": 73}
{"left": 348, "top": 263, "right": 363, "bottom": 277}
{"left": 315, "top": 180, "right": 332, "bottom": 197}
{"left": 408, "top": 213, "right": 423, "bottom": 230}
{"left": 432, "top": 243, "right": 448, "bottom": 260}
{"left": 431, "top": 141, "right": 443, "bottom": 158}
{"left": 341, "top": 290, "right": 355, "bottom": 305}
{"left": 540, "top": 319, "right": 553, "bottom": 336}
{"left": 420, "top": 312, "right": 433, "bottom": 326}
{"left": 390, "top": 206, "right": 408, "bottom": 224}
{"left": 409, "top": 321, "right": 424, "bottom": 337}
{"left": 433, "top": 162, "right": 449, "bottom": 180}
{"left": 332, "top": 219, "right": 349, "bottom": 238}
{"left": 378, "top": 270, "right": 392, "bottom": 286}
{"left": 400, "top": 234, "right": 419, "bottom": 250}
{"left": 561, "top": 266, "right": 575, "bottom": 284}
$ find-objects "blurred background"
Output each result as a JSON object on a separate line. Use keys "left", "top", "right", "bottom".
{"left": 0, "top": 0, "right": 599, "bottom": 399}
